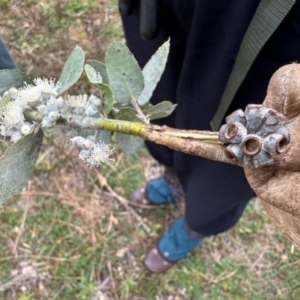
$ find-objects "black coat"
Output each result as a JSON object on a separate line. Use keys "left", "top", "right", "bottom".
{"left": 123, "top": 0, "right": 300, "bottom": 235}
{"left": 0, "top": 37, "right": 16, "bottom": 70}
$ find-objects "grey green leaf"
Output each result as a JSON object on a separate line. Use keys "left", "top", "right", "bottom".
{"left": 84, "top": 64, "right": 103, "bottom": 84}
{"left": 142, "top": 101, "right": 177, "bottom": 120}
{"left": 116, "top": 133, "right": 143, "bottom": 156}
{"left": 99, "top": 83, "right": 114, "bottom": 114}
{"left": 57, "top": 45, "right": 85, "bottom": 95}
{"left": 137, "top": 40, "right": 170, "bottom": 105}
{"left": 0, "top": 70, "right": 28, "bottom": 96}
{"left": 0, "top": 130, "right": 43, "bottom": 204}
{"left": 86, "top": 60, "right": 109, "bottom": 84}
{"left": 114, "top": 107, "right": 138, "bottom": 121}
{"left": 96, "top": 130, "right": 111, "bottom": 145}
{"left": 106, "top": 42, "right": 144, "bottom": 104}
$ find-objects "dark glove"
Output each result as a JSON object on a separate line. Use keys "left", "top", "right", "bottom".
{"left": 119, "top": 0, "right": 160, "bottom": 40}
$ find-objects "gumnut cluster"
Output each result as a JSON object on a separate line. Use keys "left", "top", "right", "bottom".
{"left": 219, "top": 104, "right": 290, "bottom": 168}
{"left": 0, "top": 78, "right": 114, "bottom": 168}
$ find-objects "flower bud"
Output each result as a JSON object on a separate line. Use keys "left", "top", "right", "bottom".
{"left": 89, "top": 95, "right": 102, "bottom": 107}
{"left": 10, "top": 131, "right": 23, "bottom": 143}
{"left": 83, "top": 139, "right": 94, "bottom": 150}
{"left": 79, "top": 149, "right": 91, "bottom": 160}
{"left": 37, "top": 105, "right": 50, "bottom": 116}
{"left": 56, "top": 97, "right": 65, "bottom": 109}
{"left": 70, "top": 136, "right": 86, "bottom": 148}
{"left": 0, "top": 126, "right": 16, "bottom": 137}
{"left": 41, "top": 117, "right": 56, "bottom": 128}
{"left": 46, "top": 98, "right": 56, "bottom": 108}
{"left": 21, "top": 123, "right": 34, "bottom": 135}
{"left": 85, "top": 105, "right": 98, "bottom": 117}
{"left": 48, "top": 111, "right": 60, "bottom": 122}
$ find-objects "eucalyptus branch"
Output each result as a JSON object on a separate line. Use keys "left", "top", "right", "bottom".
{"left": 131, "top": 96, "right": 149, "bottom": 123}
{"left": 24, "top": 109, "right": 233, "bottom": 166}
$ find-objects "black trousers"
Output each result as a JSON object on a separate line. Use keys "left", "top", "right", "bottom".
{"left": 121, "top": 0, "right": 300, "bottom": 236}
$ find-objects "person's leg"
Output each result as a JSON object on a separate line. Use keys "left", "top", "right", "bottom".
{"left": 0, "top": 37, "right": 16, "bottom": 70}
{"left": 144, "top": 216, "right": 203, "bottom": 272}
{"left": 130, "top": 166, "right": 184, "bottom": 205}
{"left": 144, "top": 156, "right": 254, "bottom": 272}
{"left": 182, "top": 157, "right": 254, "bottom": 236}
{"left": 122, "top": 1, "right": 187, "bottom": 206}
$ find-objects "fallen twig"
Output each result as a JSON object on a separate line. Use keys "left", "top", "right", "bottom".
{"left": 107, "top": 261, "right": 119, "bottom": 300}
{"left": 94, "top": 169, "right": 151, "bottom": 234}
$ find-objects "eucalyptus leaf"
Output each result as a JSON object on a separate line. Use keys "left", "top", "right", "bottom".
{"left": 0, "top": 130, "right": 43, "bottom": 204}
{"left": 142, "top": 101, "right": 177, "bottom": 120}
{"left": 114, "top": 107, "right": 138, "bottom": 121}
{"left": 106, "top": 42, "right": 144, "bottom": 104}
{"left": 116, "top": 133, "right": 143, "bottom": 155}
{"left": 138, "top": 40, "right": 170, "bottom": 105}
{"left": 98, "top": 83, "right": 114, "bottom": 114}
{"left": 96, "top": 130, "right": 112, "bottom": 145}
{"left": 86, "top": 60, "right": 109, "bottom": 84}
{"left": 76, "top": 129, "right": 95, "bottom": 138}
{"left": 57, "top": 45, "right": 85, "bottom": 95}
{"left": 84, "top": 64, "right": 103, "bottom": 84}
{"left": 0, "top": 69, "right": 28, "bottom": 96}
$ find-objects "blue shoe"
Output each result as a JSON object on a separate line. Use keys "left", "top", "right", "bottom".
{"left": 144, "top": 217, "right": 204, "bottom": 272}
{"left": 129, "top": 167, "right": 184, "bottom": 205}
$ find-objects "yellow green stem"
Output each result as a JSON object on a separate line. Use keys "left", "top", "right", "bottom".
{"left": 24, "top": 110, "right": 237, "bottom": 166}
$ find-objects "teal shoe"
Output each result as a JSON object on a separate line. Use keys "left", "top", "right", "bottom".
{"left": 129, "top": 167, "right": 184, "bottom": 205}
{"left": 144, "top": 217, "right": 204, "bottom": 272}
{"left": 158, "top": 217, "right": 203, "bottom": 261}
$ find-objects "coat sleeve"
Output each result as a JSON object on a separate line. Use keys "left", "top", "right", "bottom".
{"left": 0, "top": 37, "right": 16, "bottom": 70}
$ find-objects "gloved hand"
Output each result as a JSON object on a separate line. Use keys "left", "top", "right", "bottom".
{"left": 244, "top": 64, "right": 300, "bottom": 248}
{"left": 217, "top": 63, "right": 300, "bottom": 247}
{"left": 119, "top": 0, "right": 159, "bottom": 40}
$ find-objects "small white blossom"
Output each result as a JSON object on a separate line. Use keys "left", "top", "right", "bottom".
{"left": 17, "top": 87, "right": 42, "bottom": 107}
{"left": 66, "top": 95, "right": 89, "bottom": 108}
{"left": 33, "top": 77, "right": 60, "bottom": 95}
{"left": 81, "top": 141, "right": 115, "bottom": 168}
{"left": 0, "top": 101, "right": 25, "bottom": 130}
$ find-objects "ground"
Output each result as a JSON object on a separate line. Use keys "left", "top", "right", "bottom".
{"left": 0, "top": 1, "right": 300, "bottom": 299}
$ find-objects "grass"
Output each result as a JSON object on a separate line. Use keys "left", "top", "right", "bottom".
{"left": 1, "top": 1, "right": 300, "bottom": 299}
{"left": 0, "top": 141, "right": 300, "bottom": 300}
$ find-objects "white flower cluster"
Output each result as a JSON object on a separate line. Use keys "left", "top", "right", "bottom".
{"left": 0, "top": 78, "right": 61, "bottom": 142}
{"left": 0, "top": 77, "right": 113, "bottom": 167}
{"left": 71, "top": 136, "right": 115, "bottom": 168}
